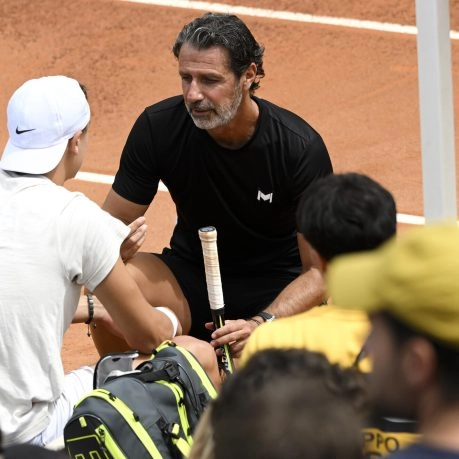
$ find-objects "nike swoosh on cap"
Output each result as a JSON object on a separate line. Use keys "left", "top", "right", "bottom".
{"left": 15, "top": 127, "right": 36, "bottom": 135}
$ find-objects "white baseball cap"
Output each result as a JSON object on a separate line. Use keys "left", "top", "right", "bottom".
{"left": 0, "top": 75, "right": 90, "bottom": 174}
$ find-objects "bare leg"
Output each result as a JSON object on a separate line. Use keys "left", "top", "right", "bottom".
{"left": 174, "top": 335, "right": 222, "bottom": 390}
{"left": 91, "top": 322, "right": 132, "bottom": 356}
{"left": 130, "top": 336, "right": 221, "bottom": 390}
{"left": 91, "top": 252, "right": 192, "bottom": 356}
{"left": 126, "top": 253, "right": 192, "bottom": 333}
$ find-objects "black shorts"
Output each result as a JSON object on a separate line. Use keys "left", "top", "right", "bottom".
{"left": 156, "top": 248, "right": 296, "bottom": 341}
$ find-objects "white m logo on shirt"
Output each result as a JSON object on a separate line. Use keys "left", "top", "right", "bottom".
{"left": 257, "top": 190, "right": 273, "bottom": 203}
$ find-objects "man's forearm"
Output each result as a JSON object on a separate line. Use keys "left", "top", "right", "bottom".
{"left": 207, "top": 269, "right": 326, "bottom": 358}
{"left": 263, "top": 268, "right": 326, "bottom": 318}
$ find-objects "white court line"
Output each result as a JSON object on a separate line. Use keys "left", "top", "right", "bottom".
{"left": 396, "top": 214, "right": 425, "bottom": 225}
{"left": 75, "top": 171, "right": 168, "bottom": 191}
{"left": 121, "top": 0, "right": 459, "bottom": 39}
{"left": 75, "top": 171, "right": 425, "bottom": 225}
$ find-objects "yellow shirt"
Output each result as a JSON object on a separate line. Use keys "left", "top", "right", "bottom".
{"left": 241, "top": 304, "right": 371, "bottom": 371}
{"left": 240, "top": 305, "right": 420, "bottom": 457}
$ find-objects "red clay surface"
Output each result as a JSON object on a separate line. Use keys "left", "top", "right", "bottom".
{"left": 1, "top": 0, "right": 458, "bottom": 372}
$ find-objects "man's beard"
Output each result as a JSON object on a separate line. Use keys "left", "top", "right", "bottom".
{"left": 186, "top": 83, "right": 243, "bottom": 130}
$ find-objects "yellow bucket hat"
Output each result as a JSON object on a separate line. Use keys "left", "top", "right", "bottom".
{"left": 327, "top": 222, "right": 459, "bottom": 349}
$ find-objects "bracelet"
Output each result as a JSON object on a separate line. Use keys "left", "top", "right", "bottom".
{"left": 85, "top": 293, "right": 95, "bottom": 337}
{"left": 156, "top": 307, "right": 179, "bottom": 337}
{"left": 247, "top": 317, "right": 262, "bottom": 326}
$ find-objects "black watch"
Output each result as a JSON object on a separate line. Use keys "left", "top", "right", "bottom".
{"left": 255, "top": 311, "right": 276, "bottom": 323}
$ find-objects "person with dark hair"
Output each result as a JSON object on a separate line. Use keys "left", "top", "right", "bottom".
{"left": 241, "top": 172, "right": 419, "bottom": 456}
{"left": 96, "top": 12, "right": 332, "bottom": 358}
{"left": 296, "top": 172, "right": 397, "bottom": 262}
{"left": 328, "top": 223, "right": 459, "bottom": 458}
{"left": 241, "top": 172, "right": 396, "bottom": 367}
{"left": 189, "top": 348, "right": 367, "bottom": 459}
{"left": 0, "top": 76, "right": 219, "bottom": 448}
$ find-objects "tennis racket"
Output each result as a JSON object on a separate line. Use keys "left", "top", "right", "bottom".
{"left": 198, "top": 226, "right": 235, "bottom": 376}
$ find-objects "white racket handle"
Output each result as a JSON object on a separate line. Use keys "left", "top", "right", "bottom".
{"left": 198, "top": 226, "right": 224, "bottom": 311}
{"left": 199, "top": 226, "right": 235, "bottom": 376}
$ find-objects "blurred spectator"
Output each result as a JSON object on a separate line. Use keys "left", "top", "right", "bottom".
{"left": 190, "top": 348, "right": 367, "bottom": 459}
{"left": 328, "top": 223, "right": 459, "bottom": 458}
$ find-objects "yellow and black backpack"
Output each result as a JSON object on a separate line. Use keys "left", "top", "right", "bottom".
{"left": 64, "top": 340, "right": 217, "bottom": 458}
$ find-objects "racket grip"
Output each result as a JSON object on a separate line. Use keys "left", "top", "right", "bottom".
{"left": 211, "top": 308, "right": 235, "bottom": 376}
{"left": 211, "top": 308, "right": 226, "bottom": 329}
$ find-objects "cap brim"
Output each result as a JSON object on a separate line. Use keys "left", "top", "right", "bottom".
{"left": 327, "top": 249, "right": 384, "bottom": 313}
{"left": 0, "top": 138, "right": 68, "bottom": 174}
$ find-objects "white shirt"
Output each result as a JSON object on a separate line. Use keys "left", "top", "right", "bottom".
{"left": 0, "top": 170, "right": 129, "bottom": 444}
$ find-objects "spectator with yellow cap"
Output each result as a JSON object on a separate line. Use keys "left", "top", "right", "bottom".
{"left": 328, "top": 223, "right": 459, "bottom": 459}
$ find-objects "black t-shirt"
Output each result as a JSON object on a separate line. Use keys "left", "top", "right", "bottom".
{"left": 113, "top": 95, "right": 332, "bottom": 276}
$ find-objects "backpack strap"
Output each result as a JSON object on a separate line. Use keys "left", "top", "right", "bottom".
{"left": 135, "top": 360, "right": 180, "bottom": 384}
{"left": 89, "top": 389, "right": 165, "bottom": 459}
{"left": 167, "top": 423, "right": 192, "bottom": 457}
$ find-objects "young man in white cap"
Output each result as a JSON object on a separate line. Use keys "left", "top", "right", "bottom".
{"left": 328, "top": 223, "right": 459, "bottom": 458}
{"left": 0, "top": 76, "right": 219, "bottom": 448}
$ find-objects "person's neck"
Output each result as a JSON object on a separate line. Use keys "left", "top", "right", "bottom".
{"left": 419, "top": 394, "right": 459, "bottom": 451}
{"left": 45, "top": 162, "right": 69, "bottom": 186}
{"left": 207, "top": 97, "right": 259, "bottom": 150}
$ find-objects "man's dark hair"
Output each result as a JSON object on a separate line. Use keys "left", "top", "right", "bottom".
{"left": 297, "top": 173, "right": 397, "bottom": 261}
{"left": 172, "top": 13, "right": 265, "bottom": 93}
{"left": 211, "top": 349, "right": 366, "bottom": 459}
{"left": 378, "top": 311, "right": 459, "bottom": 404}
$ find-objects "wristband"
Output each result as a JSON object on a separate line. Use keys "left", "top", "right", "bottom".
{"left": 156, "top": 307, "right": 179, "bottom": 337}
{"left": 255, "top": 311, "right": 276, "bottom": 323}
{"left": 85, "top": 293, "right": 95, "bottom": 337}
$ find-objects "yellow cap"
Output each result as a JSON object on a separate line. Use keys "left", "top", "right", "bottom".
{"left": 327, "top": 223, "right": 459, "bottom": 349}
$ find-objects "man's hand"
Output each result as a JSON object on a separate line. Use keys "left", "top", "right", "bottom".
{"left": 120, "top": 216, "right": 148, "bottom": 262}
{"left": 205, "top": 319, "right": 259, "bottom": 359}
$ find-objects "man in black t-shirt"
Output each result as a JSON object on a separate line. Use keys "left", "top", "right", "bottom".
{"left": 95, "top": 12, "right": 333, "bottom": 360}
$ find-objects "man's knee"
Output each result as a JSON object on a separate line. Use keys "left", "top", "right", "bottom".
{"left": 173, "top": 336, "right": 221, "bottom": 389}
{"left": 126, "top": 254, "right": 192, "bottom": 333}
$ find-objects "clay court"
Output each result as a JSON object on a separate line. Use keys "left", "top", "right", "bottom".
{"left": 1, "top": 0, "right": 458, "bottom": 371}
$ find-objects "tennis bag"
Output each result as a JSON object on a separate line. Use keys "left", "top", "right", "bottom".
{"left": 64, "top": 340, "right": 218, "bottom": 459}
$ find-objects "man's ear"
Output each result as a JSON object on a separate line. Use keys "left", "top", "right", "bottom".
{"left": 68, "top": 130, "right": 83, "bottom": 154}
{"left": 243, "top": 63, "right": 257, "bottom": 89}
{"left": 402, "top": 337, "right": 437, "bottom": 390}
